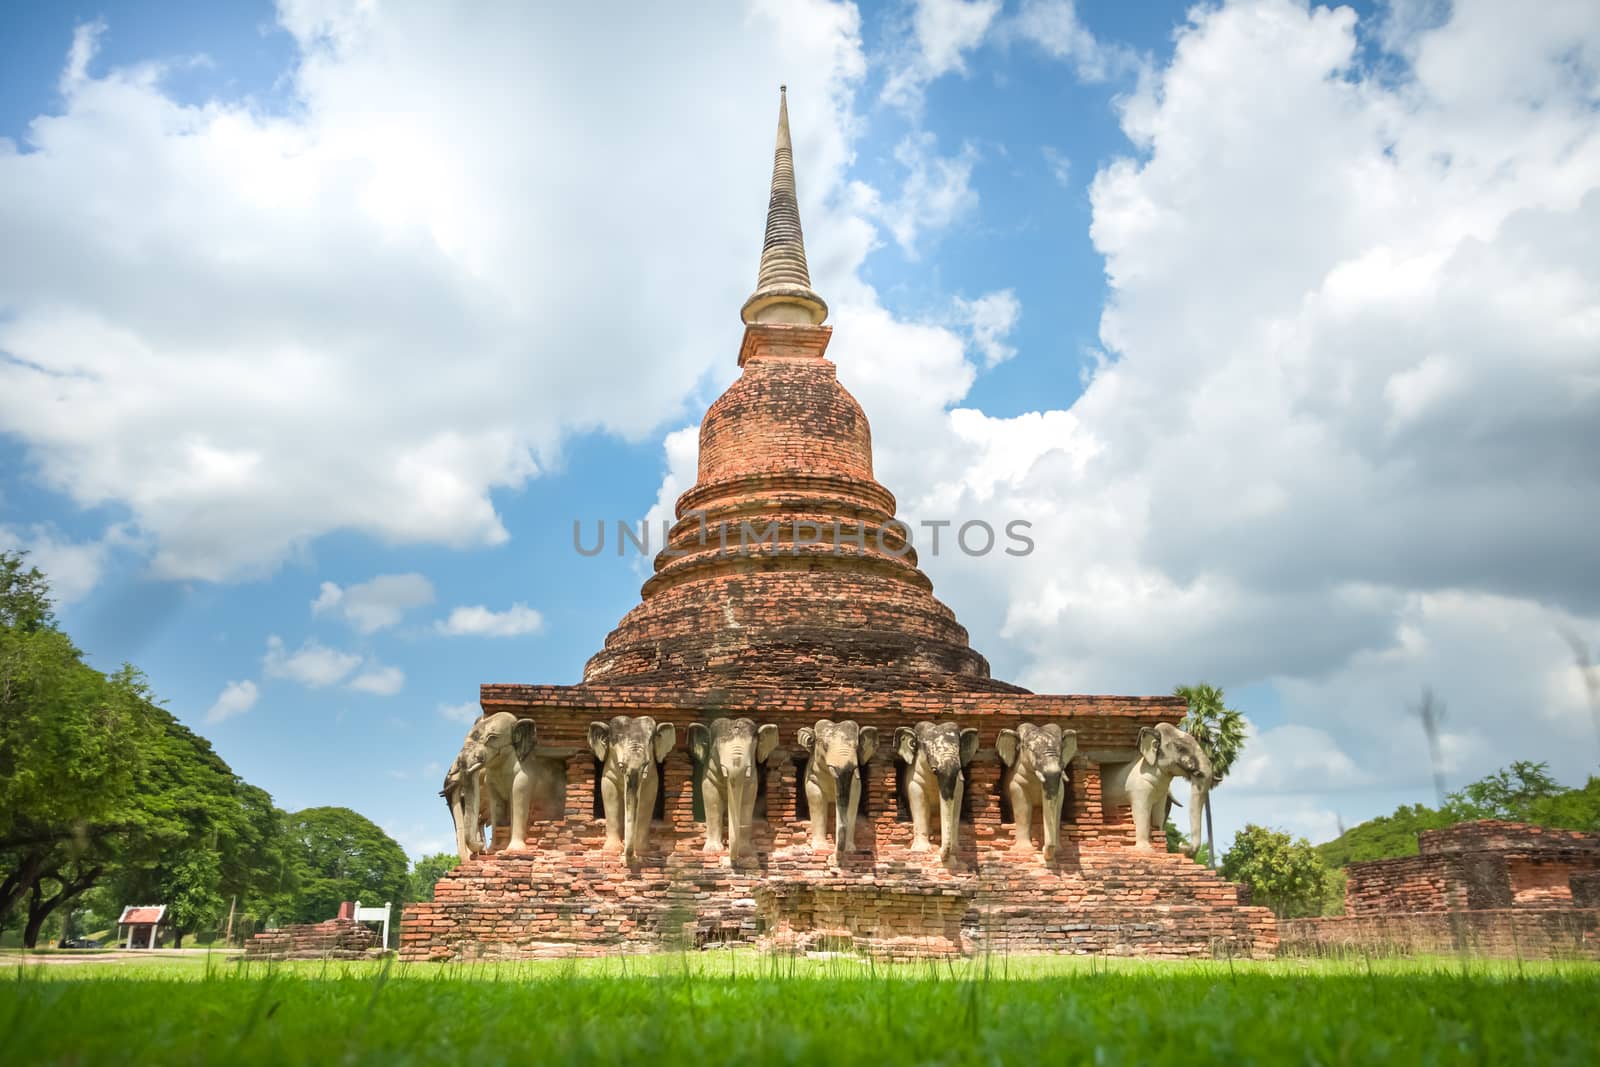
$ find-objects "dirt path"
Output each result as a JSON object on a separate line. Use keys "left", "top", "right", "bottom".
{"left": 7, "top": 948, "right": 241, "bottom": 966}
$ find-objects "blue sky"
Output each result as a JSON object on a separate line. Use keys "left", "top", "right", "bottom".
{"left": 2, "top": 0, "right": 1596, "bottom": 859}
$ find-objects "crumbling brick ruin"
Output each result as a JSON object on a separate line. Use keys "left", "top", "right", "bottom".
{"left": 1281, "top": 821, "right": 1600, "bottom": 957}
{"left": 243, "top": 918, "right": 383, "bottom": 961}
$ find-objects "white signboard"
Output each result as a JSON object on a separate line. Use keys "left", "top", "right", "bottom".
{"left": 352, "top": 900, "right": 391, "bottom": 950}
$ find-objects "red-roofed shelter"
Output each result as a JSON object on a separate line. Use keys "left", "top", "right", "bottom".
{"left": 116, "top": 905, "right": 168, "bottom": 949}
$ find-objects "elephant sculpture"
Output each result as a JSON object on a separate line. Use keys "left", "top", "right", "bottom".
{"left": 894, "top": 721, "right": 979, "bottom": 862}
{"left": 796, "top": 719, "right": 879, "bottom": 866}
{"left": 588, "top": 715, "right": 677, "bottom": 863}
{"left": 688, "top": 717, "right": 779, "bottom": 866}
{"left": 1101, "top": 721, "right": 1214, "bottom": 852}
{"left": 442, "top": 712, "right": 538, "bottom": 860}
{"left": 996, "top": 723, "right": 1078, "bottom": 859}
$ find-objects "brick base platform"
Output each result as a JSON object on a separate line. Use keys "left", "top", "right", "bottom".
{"left": 243, "top": 918, "right": 384, "bottom": 961}
{"left": 399, "top": 843, "right": 1276, "bottom": 962}
{"left": 1278, "top": 909, "right": 1600, "bottom": 959}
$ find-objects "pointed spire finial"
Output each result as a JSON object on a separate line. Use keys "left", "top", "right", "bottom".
{"left": 741, "top": 86, "right": 828, "bottom": 326}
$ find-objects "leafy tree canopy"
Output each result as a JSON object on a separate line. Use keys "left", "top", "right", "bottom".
{"left": 1316, "top": 762, "right": 1600, "bottom": 871}
{"left": 1220, "top": 823, "right": 1330, "bottom": 919}
{"left": 408, "top": 852, "right": 460, "bottom": 903}
{"left": 282, "top": 807, "right": 409, "bottom": 924}
{"left": 1173, "top": 682, "right": 1248, "bottom": 781}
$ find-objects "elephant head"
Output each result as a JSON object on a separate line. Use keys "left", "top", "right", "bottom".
{"left": 796, "top": 719, "right": 879, "bottom": 865}
{"left": 894, "top": 721, "right": 979, "bottom": 862}
{"left": 589, "top": 715, "right": 677, "bottom": 863}
{"left": 440, "top": 752, "right": 484, "bottom": 862}
{"left": 688, "top": 717, "right": 779, "bottom": 866}
{"left": 445, "top": 712, "right": 537, "bottom": 857}
{"left": 1137, "top": 722, "right": 1215, "bottom": 857}
{"left": 996, "top": 723, "right": 1078, "bottom": 859}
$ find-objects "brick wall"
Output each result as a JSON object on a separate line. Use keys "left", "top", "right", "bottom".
{"left": 243, "top": 918, "right": 382, "bottom": 961}
{"left": 1279, "top": 910, "right": 1600, "bottom": 959}
{"left": 400, "top": 842, "right": 1275, "bottom": 962}
{"left": 1419, "top": 820, "right": 1600, "bottom": 855}
{"left": 1344, "top": 821, "right": 1600, "bottom": 917}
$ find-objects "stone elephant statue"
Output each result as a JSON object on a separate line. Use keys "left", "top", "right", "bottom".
{"left": 442, "top": 712, "right": 537, "bottom": 860}
{"left": 688, "top": 717, "right": 779, "bottom": 866}
{"left": 588, "top": 715, "right": 677, "bottom": 864}
{"left": 996, "top": 723, "right": 1078, "bottom": 859}
{"left": 895, "top": 721, "right": 979, "bottom": 862}
{"left": 796, "top": 719, "right": 879, "bottom": 866}
{"left": 1101, "top": 721, "right": 1214, "bottom": 852}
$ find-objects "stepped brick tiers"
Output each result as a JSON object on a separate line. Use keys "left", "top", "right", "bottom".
{"left": 1281, "top": 821, "right": 1600, "bottom": 958}
{"left": 402, "top": 89, "right": 1275, "bottom": 963}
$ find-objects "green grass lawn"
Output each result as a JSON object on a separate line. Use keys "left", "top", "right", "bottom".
{"left": 4, "top": 952, "right": 1597, "bottom": 1065}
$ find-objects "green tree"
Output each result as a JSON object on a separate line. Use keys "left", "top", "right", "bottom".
{"left": 1173, "top": 682, "right": 1248, "bottom": 865}
{"left": 1220, "top": 824, "right": 1330, "bottom": 918}
{"left": 158, "top": 848, "right": 224, "bottom": 945}
{"left": 98, "top": 692, "right": 258, "bottom": 947}
{"left": 283, "top": 807, "right": 408, "bottom": 924}
{"left": 1523, "top": 776, "right": 1600, "bottom": 831}
{"left": 1315, "top": 803, "right": 1458, "bottom": 868}
{"left": 1444, "top": 760, "right": 1566, "bottom": 822}
{"left": 408, "top": 852, "right": 459, "bottom": 902}
{"left": 1, "top": 551, "right": 301, "bottom": 947}
{"left": 1, "top": 554, "right": 156, "bottom": 943}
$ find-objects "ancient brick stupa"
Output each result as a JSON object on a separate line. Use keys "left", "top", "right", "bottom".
{"left": 402, "top": 90, "right": 1276, "bottom": 961}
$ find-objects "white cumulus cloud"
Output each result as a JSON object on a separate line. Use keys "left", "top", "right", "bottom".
{"left": 882, "top": 0, "right": 1003, "bottom": 110}
{"left": 311, "top": 573, "right": 435, "bottom": 633}
{"left": 1009, "top": 0, "right": 1139, "bottom": 82}
{"left": 954, "top": 289, "right": 1021, "bottom": 367}
{"left": 0, "top": 1, "right": 878, "bottom": 584}
{"left": 261, "top": 634, "right": 362, "bottom": 688}
{"left": 435, "top": 603, "right": 545, "bottom": 638}
{"left": 347, "top": 663, "right": 405, "bottom": 696}
{"left": 205, "top": 679, "right": 259, "bottom": 723}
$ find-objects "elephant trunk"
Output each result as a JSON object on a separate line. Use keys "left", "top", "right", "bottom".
{"left": 1041, "top": 772, "right": 1063, "bottom": 859}
{"left": 939, "top": 777, "right": 962, "bottom": 861}
{"left": 462, "top": 769, "right": 483, "bottom": 857}
{"left": 727, "top": 769, "right": 754, "bottom": 861}
{"left": 833, "top": 766, "right": 856, "bottom": 863}
{"left": 623, "top": 767, "right": 643, "bottom": 862}
{"left": 1186, "top": 776, "right": 1208, "bottom": 859}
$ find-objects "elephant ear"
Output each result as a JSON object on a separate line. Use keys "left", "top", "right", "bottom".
{"left": 1059, "top": 728, "right": 1080, "bottom": 763}
{"left": 958, "top": 728, "right": 980, "bottom": 766}
{"left": 796, "top": 725, "right": 817, "bottom": 753}
{"left": 995, "top": 729, "right": 1019, "bottom": 768}
{"left": 587, "top": 721, "right": 611, "bottom": 762}
{"left": 653, "top": 722, "right": 677, "bottom": 762}
{"left": 755, "top": 724, "right": 780, "bottom": 763}
{"left": 1137, "top": 726, "right": 1160, "bottom": 765}
{"left": 894, "top": 726, "right": 918, "bottom": 764}
{"left": 856, "top": 725, "right": 879, "bottom": 764}
{"left": 511, "top": 719, "right": 537, "bottom": 761}
{"left": 687, "top": 723, "right": 712, "bottom": 766}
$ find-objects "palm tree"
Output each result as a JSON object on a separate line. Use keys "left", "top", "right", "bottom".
{"left": 1174, "top": 682, "right": 1247, "bottom": 867}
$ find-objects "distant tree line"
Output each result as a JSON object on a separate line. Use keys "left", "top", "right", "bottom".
{"left": 0, "top": 551, "right": 441, "bottom": 949}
